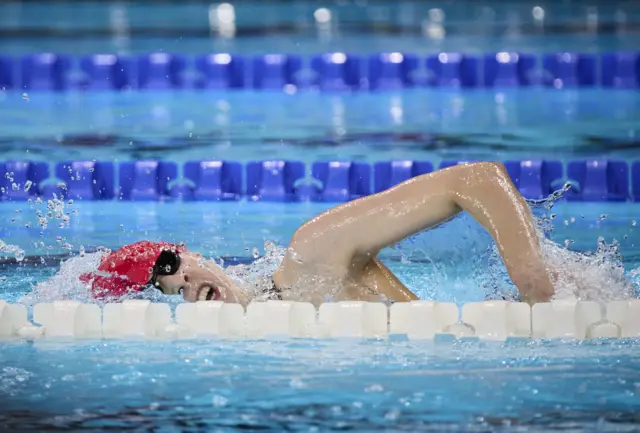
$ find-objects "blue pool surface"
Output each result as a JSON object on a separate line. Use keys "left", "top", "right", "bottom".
{"left": 1, "top": 338, "right": 639, "bottom": 431}
{"left": 2, "top": 0, "right": 640, "bottom": 430}
{"left": 0, "top": 90, "right": 638, "bottom": 165}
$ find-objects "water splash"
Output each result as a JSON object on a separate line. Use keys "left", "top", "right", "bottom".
{"left": 12, "top": 180, "right": 640, "bottom": 305}
{"left": 0, "top": 239, "right": 25, "bottom": 262}
{"left": 490, "top": 184, "right": 637, "bottom": 303}
{"left": 222, "top": 241, "right": 287, "bottom": 301}
{"left": 18, "top": 252, "right": 105, "bottom": 305}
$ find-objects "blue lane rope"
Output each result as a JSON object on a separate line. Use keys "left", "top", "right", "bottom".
{"left": 1, "top": 159, "right": 638, "bottom": 202}
{"left": 0, "top": 52, "right": 638, "bottom": 92}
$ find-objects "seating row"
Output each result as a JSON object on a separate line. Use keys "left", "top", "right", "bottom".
{"left": 0, "top": 159, "right": 636, "bottom": 202}
{"left": 1, "top": 299, "right": 638, "bottom": 340}
{"left": 0, "top": 52, "right": 638, "bottom": 91}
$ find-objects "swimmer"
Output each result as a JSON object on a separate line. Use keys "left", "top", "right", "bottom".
{"left": 80, "top": 162, "right": 555, "bottom": 305}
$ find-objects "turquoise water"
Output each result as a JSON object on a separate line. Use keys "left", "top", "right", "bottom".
{"left": 1, "top": 339, "right": 639, "bottom": 431}
{"left": 2, "top": 0, "right": 640, "bottom": 430}
{"left": 1, "top": 0, "right": 639, "bottom": 54}
{"left": 2, "top": 200, "right": 639, "bottom": 302}
{"left": 1, "top": 90, "right": 638, "bottom": 163}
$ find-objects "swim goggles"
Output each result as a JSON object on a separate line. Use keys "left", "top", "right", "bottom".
{"left": 147, "top": 249, "right": 181, "bottom": 289}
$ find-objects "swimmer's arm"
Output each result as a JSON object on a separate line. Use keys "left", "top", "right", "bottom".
{"left": 294, "top": 162, "right": 554, "bottom": 304}
{"left": 361, "top": 258, "right": 419, "bottom": 302}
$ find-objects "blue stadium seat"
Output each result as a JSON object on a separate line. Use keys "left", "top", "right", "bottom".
{"left": 566, "top": 160, "right": 628, "bottom": 201}
{"left": 439, "top": 160, "right": 478, "bottom": 169}
{"left": 426, "top": 53, "right": 478, "bottom": 87}
{"left": 601, "top": 52, "right": 639, "bottom": 88}
{"left": 368, "top": 53, "right": 419, "bottom": 90}
{"left": 483, "top": 52, "right": 537, "bottom": 87}
{"left": 542, "top": 53, "right": 596, "bottom": 88}
{"left": 0, "top": 161, "right": 50, "bottom": 201}
{"left": 504, "top": 160, "right": 563, "bottom": 200}
{"left": 311, "top": 53, "right": 361, "bottom": 91}
{"left": 80, "top": 55, "right": 131, "bottom": 90}
{"left": 180, "top": 161, "right": 242, "bottom": 201}
{"left": 633, "top": 162, "right": 640, "bottom": 202}
{"left": 374, "top": 161, "right": 433, "bottom": 193}
{"left": 0, "top": 56, "right": 13, "bottom": 90}
{"left": 42, "top": 161, "right": 115, "bottom": 200}
{"left": 252, "top": 54, "right": 302, "bottom": 90}
{"left": 311, "top": 162, "right": 370, "bottom": 202}
{"left": 194, "top": 54, "right": 245, "bottom": 89}
{"left": 137, "top": 53, "right": 186, "bottom": 89}
{"left": 246, "top": 160, "right": 305, "bottom": 201}
{"left": 20, "top": 54, "right": 70, "bottom": 91}
{"left": 118, "top": 161, "right": 177, "bottom": 201}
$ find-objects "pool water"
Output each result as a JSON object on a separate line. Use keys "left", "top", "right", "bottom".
{"left": 1, "top": 339, "right": 639, "bottom": 431}
{"left": 2, "top": 0, "right": 640, "bottom": 430}
{"left": 2, "top": 200, "right": 640, "bottom": 302}
{"left": 1, "top": 89, "right": 639, "bottom": 164}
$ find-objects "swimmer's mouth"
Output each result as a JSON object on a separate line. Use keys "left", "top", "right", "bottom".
{"left": 197, "top": 284, "right": 220, "bottom": 301}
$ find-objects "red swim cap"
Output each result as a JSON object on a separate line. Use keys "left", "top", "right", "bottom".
{"left": 80, "top": 241, "right": 184, "bottom": 298}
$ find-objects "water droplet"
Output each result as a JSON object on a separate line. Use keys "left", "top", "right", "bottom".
{"left": 600, "top": 214, "right": 609, "bottom": 220}
{"left": 22, "top": 92, "right": 30, "bottom": 102}
{"left": 632, "top": 220, "right": 637, "bottom": 227}
{"left": 79, "top": 245, "right": 85, "bottom": 257}
{"left": 11, "top": 183, "right": 19, "bottom": 191}
{"left": 365, "top": 384, "right": 384, "bottom": 393}
{"left": 23, "top": 180, "right": 32, "bottom": 192}
{"left": 252, "top": 247, "right": 260, "bottom": 259}
{"left": 212, "top": 395, "right": 228, "bottom": 407}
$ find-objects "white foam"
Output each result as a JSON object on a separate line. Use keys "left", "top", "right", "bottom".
{"left": 19, "top": 251, "right": 106, "bottom": 305}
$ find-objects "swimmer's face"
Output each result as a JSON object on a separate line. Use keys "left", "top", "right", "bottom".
{"left": 153, "top": 252, "right": 247, "bottom": 304}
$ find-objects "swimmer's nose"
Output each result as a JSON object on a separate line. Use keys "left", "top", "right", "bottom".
{"left": 181, "top": 279, "right": 198, "bottom": 302}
